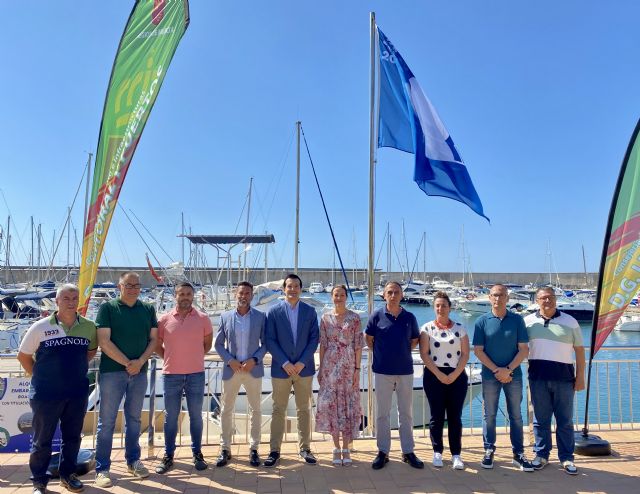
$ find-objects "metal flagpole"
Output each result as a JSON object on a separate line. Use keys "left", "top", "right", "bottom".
{"left": 366, "top": 11, "right": 377, "bottom": 437}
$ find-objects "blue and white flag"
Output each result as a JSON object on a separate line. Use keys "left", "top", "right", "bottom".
{"left": 377, "top": 28, "right": 489, "bottom": 221}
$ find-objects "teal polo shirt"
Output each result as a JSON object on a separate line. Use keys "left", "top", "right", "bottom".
{"left": 472, "top": 310, "right": 528, "bottom": 380}
{"left": 96, "top": 298, "right": 158, "bottom": 373}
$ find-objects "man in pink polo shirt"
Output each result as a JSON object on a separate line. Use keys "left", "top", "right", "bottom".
{"left": 155, "top": 282, "right": 213, "bottom": 474}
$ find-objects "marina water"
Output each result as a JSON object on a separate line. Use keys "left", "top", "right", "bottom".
{"left": 313, "top": 292, "right": 640, "bottom": 429}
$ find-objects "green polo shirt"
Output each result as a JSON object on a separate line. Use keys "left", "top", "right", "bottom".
{"left": 96, "top": 298, "right": 158, "bottom": 373}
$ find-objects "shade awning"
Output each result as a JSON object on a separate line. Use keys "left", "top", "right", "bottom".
{"left": 180, "top": 234, "right": 275, "bottom": 245}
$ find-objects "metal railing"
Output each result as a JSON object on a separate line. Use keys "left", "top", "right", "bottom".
{"left": 1, "top": 346, "right": 638, "bottom": 450}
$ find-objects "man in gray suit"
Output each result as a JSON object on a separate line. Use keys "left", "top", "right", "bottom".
{"left": 264, "top": 274, "right": 320, "bottom": 467}
{"left": 214, "top": 281, "right": 267, "bottom": 467}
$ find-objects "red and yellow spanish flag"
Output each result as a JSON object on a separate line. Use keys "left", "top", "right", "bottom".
{"left": 78, "top": 0, "right": 189, "bottom": 315}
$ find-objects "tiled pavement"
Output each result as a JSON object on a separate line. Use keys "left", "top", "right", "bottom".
{"left": 1, "top": 430, "right": 639, "bottom": 494}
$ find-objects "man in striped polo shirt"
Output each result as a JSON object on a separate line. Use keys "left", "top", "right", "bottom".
{"left": 17, "top": 284, "right": 97, "bottom": 494}
{"left": 524, "top": 286, "right": 585, "bottom": 475}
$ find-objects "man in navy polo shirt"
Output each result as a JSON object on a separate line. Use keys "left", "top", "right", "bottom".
{"left": 473, "top": 284, "right": 533, "bottom": 472}
{"left": 18, "top": 284, "right": 97, "bottom": 494}
{"left": 365, "top": 281, "right": 423, "bottom": 470}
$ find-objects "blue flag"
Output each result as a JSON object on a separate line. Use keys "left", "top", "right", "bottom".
{"left": 377, "top": 28, "right": 489, "bottom": 221}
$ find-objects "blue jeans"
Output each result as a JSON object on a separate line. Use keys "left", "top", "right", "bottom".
{"left": 482, "top": 376, "right": 524, "bottom": 454}
{"left": 530, "top": 379, "right": 575, "bottom": 462}
{"left": 163, "top": 372, "right": 205, "bottom": 456}
{"left": 95, "top": 371, "right": 148, "bottom": 471}
{"left": 30, "top": 395, "right": 87, "bottom": 485}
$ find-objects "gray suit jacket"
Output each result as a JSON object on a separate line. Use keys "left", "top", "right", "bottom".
{"left": 214, "top": 307, "right": 267, "bottom": 380}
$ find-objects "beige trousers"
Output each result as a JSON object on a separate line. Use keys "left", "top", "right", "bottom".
{"left": 220, "top": 372, "right": 263, "bottom": 450}
{"left": 269, "top": 375, "right": 313, "bottom": 452}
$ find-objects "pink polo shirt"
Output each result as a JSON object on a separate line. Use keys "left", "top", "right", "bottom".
{"left": 158, "top": 307, "right": 213, "bottom": 374}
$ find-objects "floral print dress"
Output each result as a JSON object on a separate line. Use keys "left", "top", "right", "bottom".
{"left": 315, "top": 310, "right": 364, "bottom": 437}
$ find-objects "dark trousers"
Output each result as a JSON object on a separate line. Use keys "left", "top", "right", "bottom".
{"left": 30, "top": 395, "right": 88, "bottom": 486}
{"left": 423, "top": 367, "right": 468, "bottom": 455}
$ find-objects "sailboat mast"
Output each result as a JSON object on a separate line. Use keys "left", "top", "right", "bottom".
{"left": 422, "top": 231, "right": 426, "bottom": 284}
{"left": 30, "top": 216, "right": 34, "bottom": 283}
{"left": 582, "top": 244, "right": 588, "bottom": 287}
{"left": 294, "top": 121, "right": 301, "bottom": 274}
{"left": 66, "top": 207, "right": 71, "bottom": 280}
{"left": 82, "top": 152, "right": 93, "bottom": 237}
{"left": 264, "top": 231, "right": 268, "bottom": 284}
{"left": 181, "top": 212, "right": 185, "bottom": 265}
{"left": 244, "top": 177, "right": 253, "bottom": 280}
{"left": 37, "top": 223, "right": 41, "bottom": 278}
{"left": 5, "top": 216, "right": 11, "bottom": 280}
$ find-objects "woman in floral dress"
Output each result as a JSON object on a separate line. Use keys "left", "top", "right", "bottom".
{"left": 315, "top": 285, "right": 364, "bottom": 465}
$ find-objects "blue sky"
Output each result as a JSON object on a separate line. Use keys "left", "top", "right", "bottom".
{"left": 1, "top": 0, "right": 639, "bottom": 277}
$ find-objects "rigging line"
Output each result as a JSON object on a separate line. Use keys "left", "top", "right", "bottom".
{"left": 373, "top": 224, "right": 388, "bottom": 271}
{"left": 233, "top": 191, "right": 249, "bottom": 235}
{"left": 259, "top": 128, "right": 295, "bottom": 233}
{"left": 44, "top": 159, "right": 90, "bottom": 276}
{"left": 300, "top": 125, "right": 354, "bottom": 302}
{"left": 116, "top": 203, "right": 163, "bottom": 271}
{"left": 127, "top": 207, "right": 174, "bottom": 263}
{"left": 392, "top": 236, "right": 404, "bottom": 275}
{"left": 408, "top": 235, "right": 425, "bottom": 281}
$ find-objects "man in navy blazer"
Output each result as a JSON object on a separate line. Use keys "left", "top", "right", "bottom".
{"left": 264, "top": 274, "right": 319, "bottom": 467}
{"left": 214, "top": 281, "right": 267, "bottom": 467}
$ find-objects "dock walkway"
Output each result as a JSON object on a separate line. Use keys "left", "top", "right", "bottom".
{"left": 1, "top": 430, "right": 639, "bottom": 494}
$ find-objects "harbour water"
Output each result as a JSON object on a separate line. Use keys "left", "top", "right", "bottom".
{"left": 313, "top": 291, "right": 640, "bottom": 429}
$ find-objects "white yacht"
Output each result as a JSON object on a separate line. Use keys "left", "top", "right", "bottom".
{"left": 308, "top": 282, "right": 324, "bottom": 294}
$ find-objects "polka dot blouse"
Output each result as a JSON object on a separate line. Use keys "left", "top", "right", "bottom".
{"left": 420, "top": 321, "right": 467, "bottom": 368}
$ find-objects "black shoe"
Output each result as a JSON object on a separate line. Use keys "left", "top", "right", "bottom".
{"left": 60, "top": 474, "right": 84, "bottom": 493}
{"left": 32, "top": 484, "right": 47, "bottom": 494}
{"left": 402, "top": 452, "right": 424, "bottom": 469}
{"left": 193, "top": 451, "right": 208, "bottom": 471}
{"left": 512, "top": 453, "right": 534, "bottom": 472}
{"left": 299, "top": 449, "right": 317, "bottom": 465}
{"left": 249, "top": 449, "right": 261, "bottom": 467}
{"left": 216, "top": 450, "right": 231, "bottom": 467}
{"left": 481, "top": 449, "right": 494, "bottom": 469}
{"left": 372, "top": 451, "right": 389, "bottom": 470}
{"left": 263, "top": 451, "right": 280, "bottom": 468}
{"left": 155, "top": 454, "right": 174, "bottom": 474}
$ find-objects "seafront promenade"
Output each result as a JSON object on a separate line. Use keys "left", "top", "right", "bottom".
{"left": 1, "top": 429, "right": 639, "bottom": 494}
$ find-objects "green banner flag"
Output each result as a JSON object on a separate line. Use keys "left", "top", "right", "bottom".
{"left": 591, "top": 119, "right": 640, "bottom": 354}
{"left": 78, "top": 0, "right": 189, "bottom": 314}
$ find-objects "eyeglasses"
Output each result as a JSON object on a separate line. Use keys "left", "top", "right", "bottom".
{"left": 489, "top": 293, "right": 507, "bottom": 298}
{"left": 123, "top": 283, "right": 141, "bottom": 290}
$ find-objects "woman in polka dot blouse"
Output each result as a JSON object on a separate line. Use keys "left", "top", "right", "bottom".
{"left": 419, "top": 291, "right": 470, "bottom": 470}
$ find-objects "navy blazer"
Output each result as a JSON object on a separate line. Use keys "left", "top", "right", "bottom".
{"left": 214, "top": 307, "right": 267, "bottom": 380}
{"left": 265, "top": 300, "right": 319, "bottom": 379}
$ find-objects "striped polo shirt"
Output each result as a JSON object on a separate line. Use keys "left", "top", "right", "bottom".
{"left": 524, "top": 310, "right": 583, "bottom": 382}
{"left": 19, "top": 313, "right": 97, "bottom": 399}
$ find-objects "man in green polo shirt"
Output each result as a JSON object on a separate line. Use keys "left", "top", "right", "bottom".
{"left": 94, "top": 272, "right": 158, "bottom": 488}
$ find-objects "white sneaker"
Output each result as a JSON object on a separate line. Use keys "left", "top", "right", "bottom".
{"left": 432, "top": 452, "right": 443, "bottom": 468}
{"left": 95, "top": 471, "right": 113, "bottom": 488}
{"left": 452, "top": 455, "right": 465, "bottom": 470}
{"left": 127, "top": 460, "right": 150, "bottom": 478}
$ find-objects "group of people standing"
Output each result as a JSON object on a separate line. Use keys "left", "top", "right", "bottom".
{"left": 16, "top": 274, "right": 585, "bottom": 494}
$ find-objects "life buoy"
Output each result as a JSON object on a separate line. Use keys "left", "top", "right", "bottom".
{"left": 466, "top": 293, "right": 476, "bottom": 300}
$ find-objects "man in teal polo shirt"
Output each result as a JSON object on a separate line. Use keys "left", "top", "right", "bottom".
{"left": 94, "top": 272, "right": 158, "bottom": 488}
{"left": 473, "top": 284, "right": 533, "bottom": 472}
{"left": 18, "top": 284, "right": 97, "bottom": 494}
